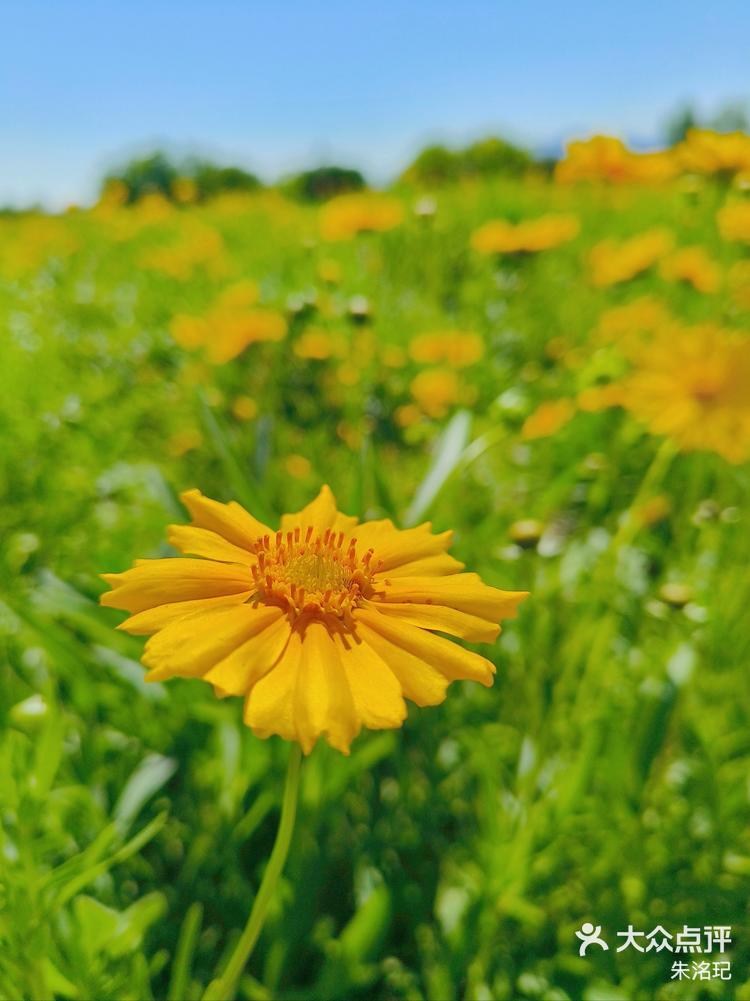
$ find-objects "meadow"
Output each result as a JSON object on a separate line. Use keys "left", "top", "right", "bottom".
{"left": 2, "top": 133, "right": 750, "bottom": 1000}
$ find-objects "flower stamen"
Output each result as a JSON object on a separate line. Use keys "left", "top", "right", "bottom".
{"left": 249, "top": 528, "right": 376, "bottom": 617}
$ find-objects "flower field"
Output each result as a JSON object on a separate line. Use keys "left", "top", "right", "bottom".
{"left": 2, "top": 132, "right": 750, "bottom": 1000}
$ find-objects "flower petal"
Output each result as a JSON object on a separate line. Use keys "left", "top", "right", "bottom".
{"left": 180, "top": 489, "right": 271, "bottom": 549}
{"left": 377, "top": 553, "right": 465, "bottom": 578}
{"left": 356, "top": 608, "right": 496, "bottom": 688}
{"left": 244, "top": 628, "right": 304, "bottom": 743}
{"left": 100, "top": 558, "right": 255, "bottom": 614}
{"left": 354, "top": 520, "right": 453, "bottom": 571}
{"left": 280, "top": 485, "right": 358, "bottom": 534}
{"left": 141, "top": 603, "right": 275, "bottom": 681}
{"left": 205, "top": 609, "right": 291, "bottom": 696}
{"left": 366, "top": 600, "right": 500, "bottom": 642}
{"left": 116, "top": 591, "right": 255, "bottom": 635}
{"left": 334, "top": 628, "right": 407, "bottom": 729}
{"left": 168, "top": 525, "right": 257, "bottom": 564}
{"left": 377, "top": 574, "right": 529, "bottom": 622}
{"left": 353, "top": 614, "right": 449, "bottom": 707}
{"left": 292, "top": 620, "right": 359, "bottom": 754}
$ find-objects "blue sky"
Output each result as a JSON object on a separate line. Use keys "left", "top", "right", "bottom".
{"left": 2, "top": 0, "right": 749, "bottom": 207}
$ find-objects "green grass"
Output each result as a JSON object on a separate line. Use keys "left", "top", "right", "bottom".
{"left": 1, "top": 177, "right": 749, "bottom": 1000}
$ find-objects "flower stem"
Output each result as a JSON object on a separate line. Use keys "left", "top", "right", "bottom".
{"left": 203, "top": 743, "right": 303, "bottom": 1001}
{"left": 610, "top": 436, "right": 677, "bottom": 554}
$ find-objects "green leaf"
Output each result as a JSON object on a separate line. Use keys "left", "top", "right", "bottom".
{"left": 113, "top": 753, "right": 177, "bottom": 833}
{"left": 403, "top": 410, "right": 472, "bottom": 526}
{"left": 168, "top": 901, "right": 203, "bottom": 1001}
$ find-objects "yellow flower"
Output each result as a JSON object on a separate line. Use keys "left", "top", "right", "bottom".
{"left": 171, "top": 177, "right": 199, "bottom": 204}
{"left": 140, "top": 223, "right": 227, "bottom": 280}
{"left": 521, "top": 399, "right": 575, "bottom": 440}
{"left": 170, "top": 281, "right": 286, "bottom": 364}
{"left": 659, "top": 246, "right": 721, "bottom": 293}
{"left": 231, "top": 396, "right": 259, "bottom": 421}
{"left": 381, "top": 345, "right": 408, "bottom": 368}
{"left": 285, "top": 455, "right": 312, "bottom": 479}
{"left": 633, "top": 494, "right": 671, "bottom": 528}
{"left": 589, "top": 229, "right": 673, "bottom": 287}
{"left": 717, "top": 200, "right": 750, "bottom": 244}
{"left": 471, "top": 214, "right": 579, "bottom": 255}
{"left": 293, "top": 328, "right": 341, "bottom": 360}
{"left": 555, "top": 136, "right": 677, "bottom": 185}
{"left": 215, "top": 279, "right": 260, "bottom": 310}
{"left": 577, "top": 384, "right": 626, "bottom": 412}
{"left": 394, "top": 403, "right": 422, "bottom": 428}
{"left": 206, "top": 310, "right": 287, "bottom": 364}
{"left": 578, "top": 325, "right": 750, "bottom": 462}
{"left": 100, "top": 487, "right": 528, "bottom": 754}
{"left": 319, "top": 193, "right": 404, "bottom": 241}
{"left": 677, "top": 129, "right": 750, "bottom": 177}
{"left": 168, "top": 429, "right": 203, "bottom": 457}
{"left": 728, "top": 260, "right": 750, "bottom": 311}
{"left": 409, "top": 330, "right": 484, "bottom": 367}
{"left": 410, "top": 368, "right": 463, "bottom": 418}
{"left": 317, "top": 258, "right": 343, "bottom": 284}
{"left": 593, "top": 296, "right": 672, "bottom": 349}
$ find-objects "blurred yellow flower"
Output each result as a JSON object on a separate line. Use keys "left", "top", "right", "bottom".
{"left": 521, "top": 399, "right": 576, "bottom": 440}
{"left": 206, "top": 310, "right": 287, "bottom": 364}
{"left": 100, "top": 486, "right": 528, "bottom": 754}
{"left": 659, "top": 246, "right": 721, "bottom": 293}
{"left": 717, "top": 200, "right": 750, "bottom": 244}
{"left": 170, "top": 282, "right": 287, "bottom": 364}
{"left": 317, "top": 258, "right": 343, "bottom": 284}
{"left": 579, "top": 325, "right": 750, "bottom": 462}
{"left": 134, "top": 192, "right": 174, "bottom": 223}
{"left": 589, "top": 229, "right": 673, "bottom": 287}
{"left": 320, "top": 193, "right": 404, "bottom": 241}
{"left": 140, "top": 223, "right": 227, "bottom": 280}
{"left": 215, "top": 279, "right": 260, "bottom": 310}
{"left": 633, "top": 494, "right": 672, "bottom": 527}
{"left": 285, "top": 454, "right": 312, "bottom": 479}
{"left": 171, "top": 177, "right": 199, "bottom": 204}
{"left": 593, "top": 296, "right": 672, "bottom": 347}
{"left": 677, "top": 129, "right": 750, "bottom": 177}
{"left": 381, "top": 345, "right": 408, "bottom": 368}
{"left": 231, "top": 395, "right": 259, "bottom": 421}
{"left": 168, "top": 429, "right": 204, "bottom": 457}
{"left": 471, "top": 214, "right": 579, "bottom": 254}
{"left": 410, "top": 368, "right": 463, "bottom": 419}
{"left": 394, "top": 403, "right": 422, "bottom": 428}
{"left": 578, "top": 384, "right": 627, "bottom": 412}
{"left": 408, "top": 330, "right": 484, "bottom": 367}
{"left": 293, "top": 327, "right": 340, "bottom": 360}
{"left": 0, "top": 215, "right": 80, "bottom": 278}
{"left": 728, "top": 260, "right": 750, "bottom": 311}
{"left": 555, "top": 136, "right": 677, "bottom": 185}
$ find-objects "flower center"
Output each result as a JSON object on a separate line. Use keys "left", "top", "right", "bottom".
{"left": 249, "top": 526, "right": 378, "bottom": 617}
{"left": 690, "top": 376, "right": 722, "bottom": 404}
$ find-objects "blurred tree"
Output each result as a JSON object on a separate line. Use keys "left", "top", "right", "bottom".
{"left": 104, "top": 152, "right": 180, "bottom": 203}
{"left": 399, "top": 145, "right": 462, "bottom": 186}
{"left": 281, "top": 166, "right": 366, "bottom": 202}
{"left": 664, "top": 104, "right": 699, "bottom": 145}
{"left": 664, "top": 100, "right": 749, "bottom": 145}
{"left": 101, "top": 151, "right": 261, "bottom": 204}
{"left": 188, "top": 160, "right": 261, "bottom": 198}
{"left": 461, "top": 136, "right": 531, "bottom": 177}
{"left": 710, "top": 100, "right": 749, "bottom": 132}
{"left": 400, "top": 136, "right": 532, "bottom": 187}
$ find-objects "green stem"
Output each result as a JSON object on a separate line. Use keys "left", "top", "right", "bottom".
{"left": 203, "top": 744, "right": 303, "bottom": 1001}
{"left": 609, "top": 437, "right": 676, "bottom": 554}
